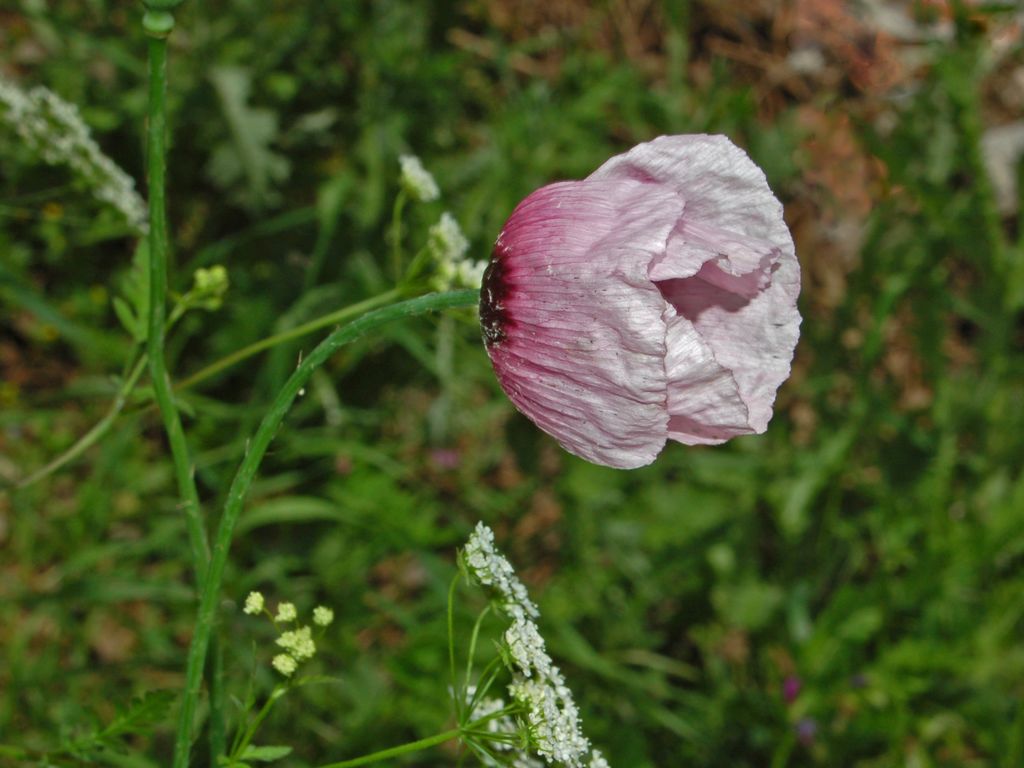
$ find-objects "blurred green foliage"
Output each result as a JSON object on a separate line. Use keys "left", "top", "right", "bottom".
{"left": 2, "top": 1, "right": 1024, "bottom": 766}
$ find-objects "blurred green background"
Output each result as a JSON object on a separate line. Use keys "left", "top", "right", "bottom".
{"left": 2, "top": 1, "right": 1024, "bottom": 766}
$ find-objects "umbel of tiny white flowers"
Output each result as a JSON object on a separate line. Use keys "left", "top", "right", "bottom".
{"left": 243, "top": 591, "right": 264, "bottom": 615}
{"left": 462, "top": 523, "right": 608, "bottom": 768}
{"left": 429, "top": 212, "right": 487, "bottom": 290}
{"left": 313, "top": 606, "right": 334, "bottom": 627}
{"left": 242, "top": 592, "right": 334, "bottom": 678}
{"left": 275, "top": 601, "right": 297, "bottom": 622}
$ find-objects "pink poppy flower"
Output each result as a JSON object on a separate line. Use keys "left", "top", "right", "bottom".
{"left": 480, "top": 135, "right": 801, "bottom": 469}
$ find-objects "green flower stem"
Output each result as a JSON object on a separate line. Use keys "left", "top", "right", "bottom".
{"left": 174, "top": 288, "right": 400, "bottom": 391}
{"left": 389, "top": 190, "right": 407, "bottom": 281}
{"left": 447, "top": 573, "right": 461, "bottom": 719}
{"left": 172, "top": 289, "right": 478, "bottom": 768}
{"left": 316, "top": 728, "right": 463, "bottom": 768}
{"left": 144, "top": 11, "right": 228, "bottom": 766}
{"left": 399, "top": 246, "right": 431, "bottom": 290}
{"left": 315, "top": 708, "right": 516, "bottom": 768}
{"left": 18, "top": 289, "right": 400, "bottom": 488}
{"left": 208, "top": 636, "right": 227, "bottom": 762}
{"left": 230, "top": 685, "right": 286, "bottom": 761}
{"left": 17, "top": 353, "right": 147, "bottom": 488}
{"left": 144, "top": 23, "right": 211, "bottom": 585}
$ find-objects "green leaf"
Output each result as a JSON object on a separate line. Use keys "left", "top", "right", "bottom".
{"left": 70, "top": 690, "right": 176, "bottom": 754}
{"left": 112, "top": 295, "right": 140, "bottom": 341}
{"left": 114, "top": 240, "right": 150, "bottom": 343}
{"left": 208, "top": 66, "right": 291, "bottom": 212}
{"left": 240, "top": 745, "right": 293, "bottom": 762}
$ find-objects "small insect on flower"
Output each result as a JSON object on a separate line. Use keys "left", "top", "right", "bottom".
{"left": 480, "top": 135, "right": 802, "bottom": 469}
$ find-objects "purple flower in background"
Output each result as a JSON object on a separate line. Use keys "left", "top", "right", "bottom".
{"left": 796, "top": 717, "right": 817, "bottom": 747}
{"left": 783, "top": 675, "right": 802, "bottom": 703}
{"left": 429, "top": 448, "right": 461, "bottom": 470}
{"left": 480, "top": 135, "right": 802, "bottom": 468}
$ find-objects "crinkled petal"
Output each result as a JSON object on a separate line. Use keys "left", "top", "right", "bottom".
{"left": 593, "top": 133, "right": 802, "bottom": 434}
{"left": 589, "top": 134, "right": 794, "bottom": 274}
{"left": 482, "top": 179, "right": 682, "bottom": 468}
{"left": 657, "top": 251, "right": 800, "bottom": 432}
{"left": 662, "top": 303, "right": 752, "bottom": 445}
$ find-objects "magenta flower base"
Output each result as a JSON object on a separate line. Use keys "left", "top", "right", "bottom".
{"left": 481, "top": 135, "right": 802, "bottom": 469}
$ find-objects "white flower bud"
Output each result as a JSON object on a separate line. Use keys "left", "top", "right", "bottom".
{"left": 399, "top": 154, "right": 440, "bottom": 202}
{"left": 243, "top": 591, "right": 264, "bottom": 615}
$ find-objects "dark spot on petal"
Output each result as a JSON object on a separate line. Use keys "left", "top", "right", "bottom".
{"left": 480, "top": 240, "right": 510, "bottom": 346}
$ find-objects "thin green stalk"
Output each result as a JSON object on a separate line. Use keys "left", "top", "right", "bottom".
{"left": 447, "top": 573, "right": 461, "bottom": 720}
{"left": 208, "top": 632, "right": 227, "bottom": 762}
{"left": 144, "top": 16, "right": 211, "bottom": 585}
{"left": 315, "top": 709, "right": 516, "bottom": 768}
{"left": 230, "top": 685, "right": 286, "bottom": 761}
{"left": 172, "top": 290, "right": 478, "bottom": 768}
{"left": 174, "top": 289, "right": 400, "bottom": 391}
{"left": 144, "top": 8, "right": 226, "bottom": 765}
{"left": 17, "top": 354, "right": 147, "bottom": 488}
{"left": 389, "top": 190, "right": 407, "bottom": 280}
{"left": 399, "top": 246, "right": 430, "bottom": 288}
{"left": 19, "top": 290, "right": 400, "bottom": 487}
{"left": 465, "top": 606, "right": 492, "bottom": 696}
{"left": 315, "top": 728, "right": 462, "bottom": 768}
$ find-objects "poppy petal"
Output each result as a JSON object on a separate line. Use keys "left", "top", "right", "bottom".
{"left": 662, "top": 303, "right": 753, "bottom": 445}
{"left": 482, "top": 179, "right": 682, "bottom": 468}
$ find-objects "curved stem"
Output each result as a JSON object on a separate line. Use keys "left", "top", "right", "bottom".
{"left": 172, "top": 289, "right": 478, "bottom": 768}
{"left": 174, "top": 289, "right": 400, "bottom": 391}
{"left": 17, "top": 354, "right": 147, "bottom": 488}
{"left": 314, "top": 707, "right": 516, "bottom": 768}
{"left": 316, "top": 728, "right": 462, "bottom": 768}
{"left": 231, "top": 685, "right": 286, "bottom": 761}
{"left": 20, "top": 289, "right": 401, "bottom": 487}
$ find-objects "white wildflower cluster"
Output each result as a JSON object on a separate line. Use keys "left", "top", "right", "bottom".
{"left": 242, "top": 592, "right": 334, "bottom": 678}
{"left": 465, "top": 689, "right": 520, "bottom": 752}
{"left": 508, "top": 678, "right": 589, "bottom": 766}
{"left": 429, "top": 212, "right": 486, "bottom": 289}
{"left": 275, "top": 601, "right": 298, "bottom": 622}
{"left": 313, "top": 606, "right": 334, "bottom": 627}
{"left": 0, "top": 76, "right": 148, "bottom": 233}
{"left": 464, "top": 688, "right": 541, "bottom": 767}
{"left": 506, "top": 618, "right": 552, "bottom": 679}
{"left": 243, "top": 591, "right": 265, "bottom": 615}
{"left": 272, "top": 654, "right": 297, "bottom": 677}
{"left": 463, "top": 522, "right": 539, "bottom": 621}
{"left": 462, "top": 523, "right": 607, "bottom": 768}
{"left": 276, "top": 626, "right": 316, "bottom": 661}
{"left": 399, "top": 154, "right": 440, "bottom": 202}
